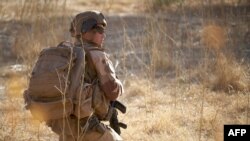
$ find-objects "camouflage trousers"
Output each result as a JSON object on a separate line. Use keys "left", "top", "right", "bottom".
{"left": 46, "top": 116, "right": 122, "bottom": 141}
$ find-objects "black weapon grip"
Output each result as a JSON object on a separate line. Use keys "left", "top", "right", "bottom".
{"left": 111, "top": 101, "right": 126, "bottom": 114}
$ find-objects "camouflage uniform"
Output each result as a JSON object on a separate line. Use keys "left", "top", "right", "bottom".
{"left": 46, "top": 11, "right": 124, "bottom": 141}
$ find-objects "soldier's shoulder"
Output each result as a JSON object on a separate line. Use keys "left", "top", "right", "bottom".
{"left": 88, "top": 47, "right": 105, "bottom": 55}
{"left": 88, "top": 48, "right": 109, "bottom": 63}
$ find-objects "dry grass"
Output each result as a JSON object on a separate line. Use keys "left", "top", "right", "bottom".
{"left": 119, "top": 77, "right": 249, "bottom": 141}
{"left": 143, "top": 0, "right": 249, "bottom": 12}
{"left": 211, "top": 53, "right": 249, "bottom": 92}
{"left": 1, "top": 0, "right": 250, "bottom": 141}
{"left": 0, "top": 73, "right": 57, "bottom": 140}
{"left": 202, "top": 25, "right": 226, "bottom": 50}
{"left": 141, "top": 18, "right": 176, "bottom": 75}
{"left": 201, "top": 24, "right": 250, "bottom": 92}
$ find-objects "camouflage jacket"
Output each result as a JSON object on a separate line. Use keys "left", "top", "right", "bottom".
{"left": 75, "top": 41, "right": 124, "bottom": 101}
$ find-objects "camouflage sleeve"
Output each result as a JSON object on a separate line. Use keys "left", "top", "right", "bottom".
{"left": 90, "top": 50, "right": 124, "bottom": 101}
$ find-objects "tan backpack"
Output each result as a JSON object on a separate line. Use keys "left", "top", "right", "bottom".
{"left": 23, "top": 41, "right": 93, "bottom": 121}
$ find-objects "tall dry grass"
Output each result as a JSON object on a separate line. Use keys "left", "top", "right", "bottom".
{"left": 142, "top": 17, "right": 176, "bottom": 76}
{"left": 9, "top": 0, "right": 70, "bottom": 71}
{"left": 117, "top": 1, "right": 249, "bottom": 140}
{"left": 201, "top": 25, "right": 249, "bottom": 92}
{"left": 0, "top": 0, "right": 69, "bottom": 140}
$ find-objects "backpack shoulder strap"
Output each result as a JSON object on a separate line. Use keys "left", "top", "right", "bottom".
{"left": 84, "top": 47, "right": 105, "bottom": 65}
{"left": 83, "top": 47, "right": 104, "bottom": 82}
{"left": 68, "top": 47, "right": 85, "bottom": 98}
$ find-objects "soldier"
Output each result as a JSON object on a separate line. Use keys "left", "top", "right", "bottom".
{"left": 46, "top": 10, "right": 124, "bottom": 141}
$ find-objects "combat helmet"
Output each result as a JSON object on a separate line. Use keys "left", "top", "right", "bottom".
{"left": 70, "top": 10, "right": 107, "bottom": 37}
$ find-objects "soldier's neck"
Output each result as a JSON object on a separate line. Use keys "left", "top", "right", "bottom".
{"left": 74, "top": 39, "right": 102, "bottom": 48}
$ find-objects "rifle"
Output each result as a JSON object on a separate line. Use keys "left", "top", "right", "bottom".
{"left": 109, "top": 101, "right": 127, "bottom": 135}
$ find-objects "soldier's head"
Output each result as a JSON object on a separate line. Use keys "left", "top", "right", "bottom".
{"left": 70, "top": 10, "right": 107, "bottom": 47}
